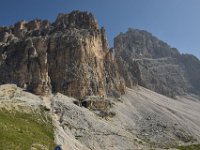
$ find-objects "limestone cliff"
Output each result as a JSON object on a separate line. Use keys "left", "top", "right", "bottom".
{"left": 0, "top": 11, "right": 125, "bottom": 98}
{"left": 114, "top": 28, "right": 200, "bottom": 97}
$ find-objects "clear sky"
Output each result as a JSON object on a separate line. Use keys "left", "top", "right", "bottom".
{"left": 0, "top": 0, "right": 200, "bottom": 58}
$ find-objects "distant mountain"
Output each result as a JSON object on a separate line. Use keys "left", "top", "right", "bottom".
{"left": 114, "top": 28, "right": 200, "bottom": 97}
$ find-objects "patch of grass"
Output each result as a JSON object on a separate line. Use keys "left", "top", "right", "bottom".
{"left": 0, "top": 109, "right": 55, "bottom": 150}
{"left": 177, "top": 144, "right": 200, "bottom": 150}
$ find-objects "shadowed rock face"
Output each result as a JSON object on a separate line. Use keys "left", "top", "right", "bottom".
{"left": 114, "top": 28, "right": 200, "bottom": 97}
{"left": 54, "top": 11, "right": 99, "bottom": 30}
{"left": 0, "top": 11, "right": 125, "bottom": 98}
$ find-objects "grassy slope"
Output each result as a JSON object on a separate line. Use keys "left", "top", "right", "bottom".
{"left": 177, "top": 144, "right": 200, "bottom": 150}
{"left": 0, "top": 108, "right": 55, "bottom": 150}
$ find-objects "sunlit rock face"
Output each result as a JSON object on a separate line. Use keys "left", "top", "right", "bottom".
{"left": 0, "top": 11, "right": 125, "bottom": 98}
{"left": 114, "top": 28, "right": 200, "bottom": 97}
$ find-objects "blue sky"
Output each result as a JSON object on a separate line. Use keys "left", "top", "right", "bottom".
{"left": 0, "top": 0, "right": 200, "bottom": 58}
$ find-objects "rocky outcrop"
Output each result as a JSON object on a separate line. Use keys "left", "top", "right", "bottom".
{"left": 0, "top": 84, "right": 45, "bottom": 109}
{"left": 0, "top": 11, "right": 125, "bottom": 98}
{"left": 114, "top": 28, "right": 200, "bottom": 97}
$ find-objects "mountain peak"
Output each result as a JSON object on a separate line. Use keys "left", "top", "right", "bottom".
{"left": 54, "top": 10, "right": 99, "bottom": 30}
{"left": 115, "top": 28, "right": 180, "bottom": 59}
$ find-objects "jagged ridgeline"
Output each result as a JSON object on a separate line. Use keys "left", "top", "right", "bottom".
{"left": 0, "top": 10, "right": 200, "bottom": 99}
{"left": 0, "top": 11, "right": 125, "bottom": 99}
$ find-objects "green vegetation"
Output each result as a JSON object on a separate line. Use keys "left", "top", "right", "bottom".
{"left": 0, "top": 108, "right": 55, "bottom": 150}
{"left": 177, "top": 144, "right": 200, "bottom": 150}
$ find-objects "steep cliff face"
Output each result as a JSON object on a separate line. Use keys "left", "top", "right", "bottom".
{"left": 0, "top": 11, "right": 125, "bottom": 98}
{"left": 0, "top": 37, "right": 50, "bottom": 95}
{"left": 114, "top": 28, "right": 200, "bottom": 97}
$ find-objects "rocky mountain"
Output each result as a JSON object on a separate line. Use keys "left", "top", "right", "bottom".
{"left": 0, "top": 11, "right": 125, "bottom": 99}
{"left": 114, "top": 28, "right": 200, "bottom": 97}
{"left": 1, "top": 11, "right": 200, "bottom": 150}
{"left": 1, "top": 11, "right": 199, "bottom": 99}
